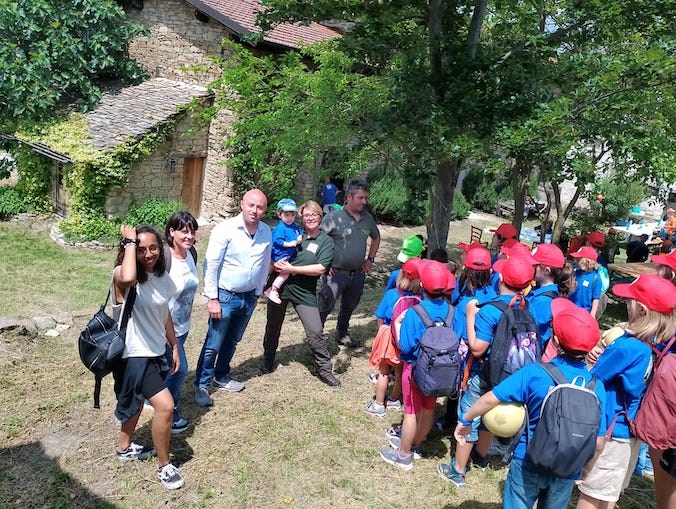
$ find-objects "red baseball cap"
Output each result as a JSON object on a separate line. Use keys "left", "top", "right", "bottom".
{"left": 587, "top": 231, "right": 606, "bottom": 248}
{"left": 531, "top": 244, "right": 565, "bottom": 269}
{"left": 612, "top": 274, "right": 676, "bottom": 314}
{"left": 501, "top": 242, "right": 535, "bottom": 263}
{"left": 401, "top": 257, "right": 423, "bottom": 280}
{"left": 651, "top": 250, "right": 676, "bottom": 271}
{"left": 458, "top": 241, "right": 484, "bottom": 252}
{"left": 570, "top": 246, "right": 598, "bottom": 262}
{"left": 551, "top": 298, "right": 600, "bottom": 352}
{"left": 493, "top": 256, "right": 535, "bottom": 288}
{"left": 465, "top": 247, "right": 492, "bottom": 270}
{"left": 490, "top": 223, "right": 518, "bottom": 239}
{"left": 444, "top": 272, "right": 457, "bottom": 295}
{"left": 419, "top": 260, "right": 451, "bottom": 294}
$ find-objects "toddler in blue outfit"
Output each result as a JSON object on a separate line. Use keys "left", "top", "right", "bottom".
{"left": 264, "top": 198, "right": 303, "bottom": 304}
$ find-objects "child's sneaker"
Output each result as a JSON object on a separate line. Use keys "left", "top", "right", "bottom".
{"left": 364, "top": 399, "right": 386, "bottom": 418}
{"left": 368, "top": 373, "right": 379, "bottom": 384}
{"left": 379, "top": 447, "right": 413, "bottom": 471}
{"left": 157, "top": 462, "right": 185, "bottom": 490}
{"left": 385, "top": 396, "right": 402, "bottom": 410}
{"left": 386, "top": 424, "right": 402, "bottom": 438}
{"left": 438, "top": 459, "right": 466, "bottom": 488}
{"left": 264, "top": 287, "right": 281, "bottom": 304}
{"left": 470, "top": 449, "right": 489, "bottom": 470}
{"left": 388, "top": 436, "right": 422, "bottom": 459}
{"left": 116, "top": 442, "right": 156, "bottom": 461}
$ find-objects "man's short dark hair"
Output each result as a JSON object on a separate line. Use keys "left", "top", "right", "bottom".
{"left": 346, "top": 179, "right": 369, "bottom": 196}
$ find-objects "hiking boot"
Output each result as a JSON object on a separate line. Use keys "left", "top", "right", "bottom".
{"left": 211, "top": 377, "right": 245, "bottom": 392}
{"left": 379, "top": 447, "right": 413, "bottom": 471}
{"left": 157, "top": 462, "right": 185, "bottom": 490}
{"left": 438, "top": 459, "right": 466, "bottom": 488}
{"left": 319, "top": 372, "right": 341, "bottom": 387}
{"left": 364, "top": 399, "right": 386, "bottom": 418}
{"left": 116, "top": 442, "right": 156, "bottom": 461}
{"left": 195, "top": 386, "right": 213, "bottom": 407}
{"left": 470, "top": 449, "right": 488, "bottom": 471}
{"left": 264, "top": 287, "right": 281, "bottom": 305}
{"left": 388, "top": 436, "right": 422, "bottom": 460}
{"left": 338, "top": 335, "right": 357, "bottom": 348}
{"left": 171, "top": 418, "right": 190, "bottom": 435}
{"left": 385, "top": 396, "right": 402, "bottom": 410}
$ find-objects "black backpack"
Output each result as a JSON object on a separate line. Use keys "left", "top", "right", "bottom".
{"left": 411, "top": 304, "right": 463, "bottom": 399}
{"left": 526, "top": 363, "right": 601, "bottom": 478}
{"left": 482, "top": 295, "right": 541, "bottom": 388}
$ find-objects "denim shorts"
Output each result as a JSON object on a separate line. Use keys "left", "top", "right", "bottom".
{"left": 458, "top": 373, "right": 490, "bottom": 442}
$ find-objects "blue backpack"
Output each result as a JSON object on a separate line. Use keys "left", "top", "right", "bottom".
{"left": 411, "top": 304, "right": 463, "bottom": 399}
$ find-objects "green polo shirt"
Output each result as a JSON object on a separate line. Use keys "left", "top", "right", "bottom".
{"left": 281, "top": 232, "right": 335, "bottom": 306}
{"left": 320, "top": 208, "right": 379, "bottom": 271}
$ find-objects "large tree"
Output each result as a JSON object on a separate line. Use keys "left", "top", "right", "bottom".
{"left": 0, "top": 0, "right": 147, "bottom": 130}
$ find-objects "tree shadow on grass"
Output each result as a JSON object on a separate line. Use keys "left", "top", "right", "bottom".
{"left": 442, "top": 501, "right": 502, "bottom": 509}
{"left": 0, "top": 441, "right": 118, "bottom": 509}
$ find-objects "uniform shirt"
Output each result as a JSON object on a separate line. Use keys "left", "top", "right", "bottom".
{"left": 385, "top": 269, "right": 401, "bottom": 291}
{"left": 271, "top": 220, "right": 303, "bottom": 262}
{"left": 451, "top": 283, "right": 497, "bottom": 341}
{"left": 376, "top": 288, "right": 412, "bottom": 326}
{"left": 168, "top": 253, "right": 199, "bottom": 336}
{"left": 492, "top": 356, "right": 607, "bottom": 477}
{"left": 321, "top": 182, "right": 338, "bottom": 205}
{"left": 590, "top": 333, "right": 653, "bottom": 439}
{"left": 320, "top": 208, "right": 379, "bottom": 271}
{"left": 203, "top": 213, "right": 272, "bottom": 298}
{"left": 399, "top": 298, "right": 450, "bottom": 363}
{"left": 281, "top": 231, "right": 334, "bottom": 307}
{"left": 568, "top": 268, "right": 602, "bottom": 313}
{"left": 526, "top": 284, "right": 559, "bottom": 345}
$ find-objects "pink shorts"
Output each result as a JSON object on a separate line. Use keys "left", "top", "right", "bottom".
{"left": 402, "top": 362, "right": 437, "bottom": 415}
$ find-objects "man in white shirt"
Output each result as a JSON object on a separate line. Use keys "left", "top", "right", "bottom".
{"left": 194, "top": 189, "right": 272, "bottom": 406}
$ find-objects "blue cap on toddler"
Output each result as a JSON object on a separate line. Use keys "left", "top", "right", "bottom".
{"left": 277, "top": 198, "right": 298, "bottom": 212}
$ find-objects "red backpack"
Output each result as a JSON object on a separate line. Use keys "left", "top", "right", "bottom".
{"left": 631, "top": 336, "right": 676, "bottom": 449}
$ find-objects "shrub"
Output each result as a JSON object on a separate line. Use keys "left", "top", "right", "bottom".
{"left": 367, "top": 173, "right": 426, "bottom": 224}
{"left": 462, "top": 167, "right": 511, "bottom": 213}
{"left": 450, "top": 189, "right": 471, "bottom": 220}
{"left": 124, "top": 197, "right": 185, "bottom": 230}
{"left": 0, "top": 186, "right": 27, "bottom": 219}
{"left": 60, "top": 214, "right": 121, "bottom": 243}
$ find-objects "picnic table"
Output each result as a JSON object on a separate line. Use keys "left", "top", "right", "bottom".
{"left": 607, "top": 262, "right": 657, "bottom": 280}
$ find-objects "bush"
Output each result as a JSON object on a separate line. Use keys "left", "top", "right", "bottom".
{"left": 60, "top": 214, "right": 121, "bottom": 243}
{"left": 450, "top": 189, "right": 471, "bottom": 220}
{"left": 462, "top": 167, "right": 511, "bottom": 213}
{"left": 0, "top": 186, "right": 27, "bottom": 219}
{"left": 124, "top": 197, "right": 185, "bottom": 230}
{"left": 367, "top": 173, "right": 426, "bottom": 224}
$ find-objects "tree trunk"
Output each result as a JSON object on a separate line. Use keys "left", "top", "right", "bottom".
{"left": 510, "top": 160, "right": 532, "bottom": 234}
{"left": 427, "top": 158, "right": 461, "bottom": 252}
{"left": 550, "top": 180, "right": 582, "bottom": 245}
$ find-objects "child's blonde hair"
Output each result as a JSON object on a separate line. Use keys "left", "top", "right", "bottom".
{"left": 622, "top": 299, "right": 676, "bottom": 344}
{"left": 396, "top": 272, "right": 421, "bottom": 295}
{"left": 576, "top": 257, "right": 598, "bottom": 272}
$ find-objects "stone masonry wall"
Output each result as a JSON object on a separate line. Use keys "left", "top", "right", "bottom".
{"left": 105, "top": 112, "right": 208, "bottom": 216}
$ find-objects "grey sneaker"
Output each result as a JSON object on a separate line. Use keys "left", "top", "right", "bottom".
{"left": 438, "top": 459, "right": 466, "bottom": 488}
{"left": 195, "top": 386, "right": 213, "bottom": 407}
{"left": 116, "top": 442, "right": 156, "bottom": 461}
{"left": 211, "top": 377, "right": 245, "bottom": 392}
{"left": 171, "top": 417, "right": 190, "bottom": 435}
{"left": 385, "top": 396, "right": 402, "bottom": 410}
{"left": 157, "top": 462, "right": 185, "bottom": 490}
{"left": 364, "top": 399, "right": 386, "bottom": 418}
{"left": 388, "top": 436, "right": 421, "bottom": 459}
{"left": 379, "top": 447, "right": 413, "bottom": 471}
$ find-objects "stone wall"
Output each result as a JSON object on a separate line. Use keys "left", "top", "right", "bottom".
{"left": 105, "top": 112, "right": 208, "bottom": 216}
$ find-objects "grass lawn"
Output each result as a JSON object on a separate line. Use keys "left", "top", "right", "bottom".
{"left": 0, "top": 213, "right": 654, "bottom": 509}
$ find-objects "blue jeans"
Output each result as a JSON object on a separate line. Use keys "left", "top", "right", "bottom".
{"left": 194, "top": 288, "right": 256, "bottom": 389}
{"left": 504, "top": 457, "right": 575, "bottom": 509}
{"left": 458, "top": 373, "right": 490, "bottom": 442}
{"left": 165, "top": 332, "right": 188, "bottom": 422}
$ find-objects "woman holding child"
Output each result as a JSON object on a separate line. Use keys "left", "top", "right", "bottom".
{"left": 261, "top": 200, "right": 339, "bottom": 386}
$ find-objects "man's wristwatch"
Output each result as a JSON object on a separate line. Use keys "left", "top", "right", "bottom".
{"left": 367, "top": 256, "right": 375, "bottom": 263}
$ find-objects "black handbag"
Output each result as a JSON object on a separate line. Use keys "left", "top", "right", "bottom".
{"left": 78, "top": 286, "right": 136, "bottom": 408}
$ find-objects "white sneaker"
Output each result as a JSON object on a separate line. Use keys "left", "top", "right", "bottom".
{"left": 157, "top": 462, "right": 184, "bottom": 490}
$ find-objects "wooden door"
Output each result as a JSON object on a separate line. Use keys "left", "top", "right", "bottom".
{"left": 181, "top": 157, "right": 204, "bottom": 216}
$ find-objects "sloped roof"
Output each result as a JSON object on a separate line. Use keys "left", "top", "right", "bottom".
{"left": 84, "top": 78, "right": 210, "bottom": 152}
{"left": 183, "top": 0, "right": 340, "bottom": 49}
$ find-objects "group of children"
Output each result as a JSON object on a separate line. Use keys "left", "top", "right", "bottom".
{"left": 366, "top": 225, "right": 676, "bottom": 509}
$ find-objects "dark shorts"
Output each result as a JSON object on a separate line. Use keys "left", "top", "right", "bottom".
{"left": 661, "top": 449, "right": 676, "bottom": 478}
{"left": 142, "top": 357, "right": 168, "bottom": 399}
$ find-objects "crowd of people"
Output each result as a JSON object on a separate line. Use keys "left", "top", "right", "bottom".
{"left": 105, "top": 183, "right": 675, "bottom": 509}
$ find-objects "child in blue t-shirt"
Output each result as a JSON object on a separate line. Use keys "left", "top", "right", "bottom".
{"left": 577, "top": 274, "right": 676, "bottom": 509}
{"left": 567, "top": 246, "right": 602, "bottom": 316}
{"left": 450, "top": 298, "right": 606, "bottom": 509}
{"left": 264, "top": 198, "right": 302, "bottom": 304}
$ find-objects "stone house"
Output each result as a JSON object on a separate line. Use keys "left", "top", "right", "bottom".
{"left": 120, "top": 0, "right": 341, "bottom": 221}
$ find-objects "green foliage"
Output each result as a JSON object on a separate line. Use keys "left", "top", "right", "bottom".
{"left": 462, "top": 167, "right": 511, "bottom": 213}
{"left": 15, "top": 147, "right": 52, "bottom": 213}
{"left": 124, "top": 196, "right": 184, "bottom": 231}
{"left": 367, "top": 172, "right": 426, "bottom": 225}
{"left": 450, "top": 189, "right": 471, "bottom": 221}
{"left": 0, "top": 154, "right": 15, "bottom": 180}
{"left": 0, "top": 187, "right": 26, "bottom": 219}
{"left": 0, "top": 0, "right": 147, "bottom": 129}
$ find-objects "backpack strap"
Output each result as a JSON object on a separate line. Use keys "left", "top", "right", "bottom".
{"left": 540, "top": 362, "right": 597, "bottom": 391}
{"left": 538, "top": 290, "right": 559, "bottom": 300}
{"left": 412, "top": 304, "right": 434, "bottom": 328}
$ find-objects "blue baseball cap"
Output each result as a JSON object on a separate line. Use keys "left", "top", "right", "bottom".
{"left": 277, "top": 198, "right": 298, "bottom": 212}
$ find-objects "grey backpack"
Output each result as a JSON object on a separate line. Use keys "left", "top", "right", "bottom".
{"left": 411, "top": 304, "right": 462, "bottom": 399}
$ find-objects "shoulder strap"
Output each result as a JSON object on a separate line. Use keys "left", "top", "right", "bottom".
{"left": 483, "top": 300, "right": 508, "bottom": 312}
{"left": 119, "top": 286, "right": 137, "bottom": 336}
{"left": 412, "top": 304, "right": 434, "bottom": 328}
{"left": 657, "top": 336, "right": 676, "bottom": 365}
{"left": 444, "top": 303, "right": 454, "bottom": 326}
{"left": 539, "top": 290, "right": 559, "bottom": 300}
{"left": 540, "top": 362, "right": 567, "bottom": 386}
{"left": 163, "top": 244, "right": 172, "bottom": 272}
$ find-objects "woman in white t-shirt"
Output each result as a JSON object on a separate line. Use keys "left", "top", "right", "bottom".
{"left": 163, "top": 212, "right": 199, "bottom": 434}
{"left": 112, "top": 224, "right": 184, "bottom": 490}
